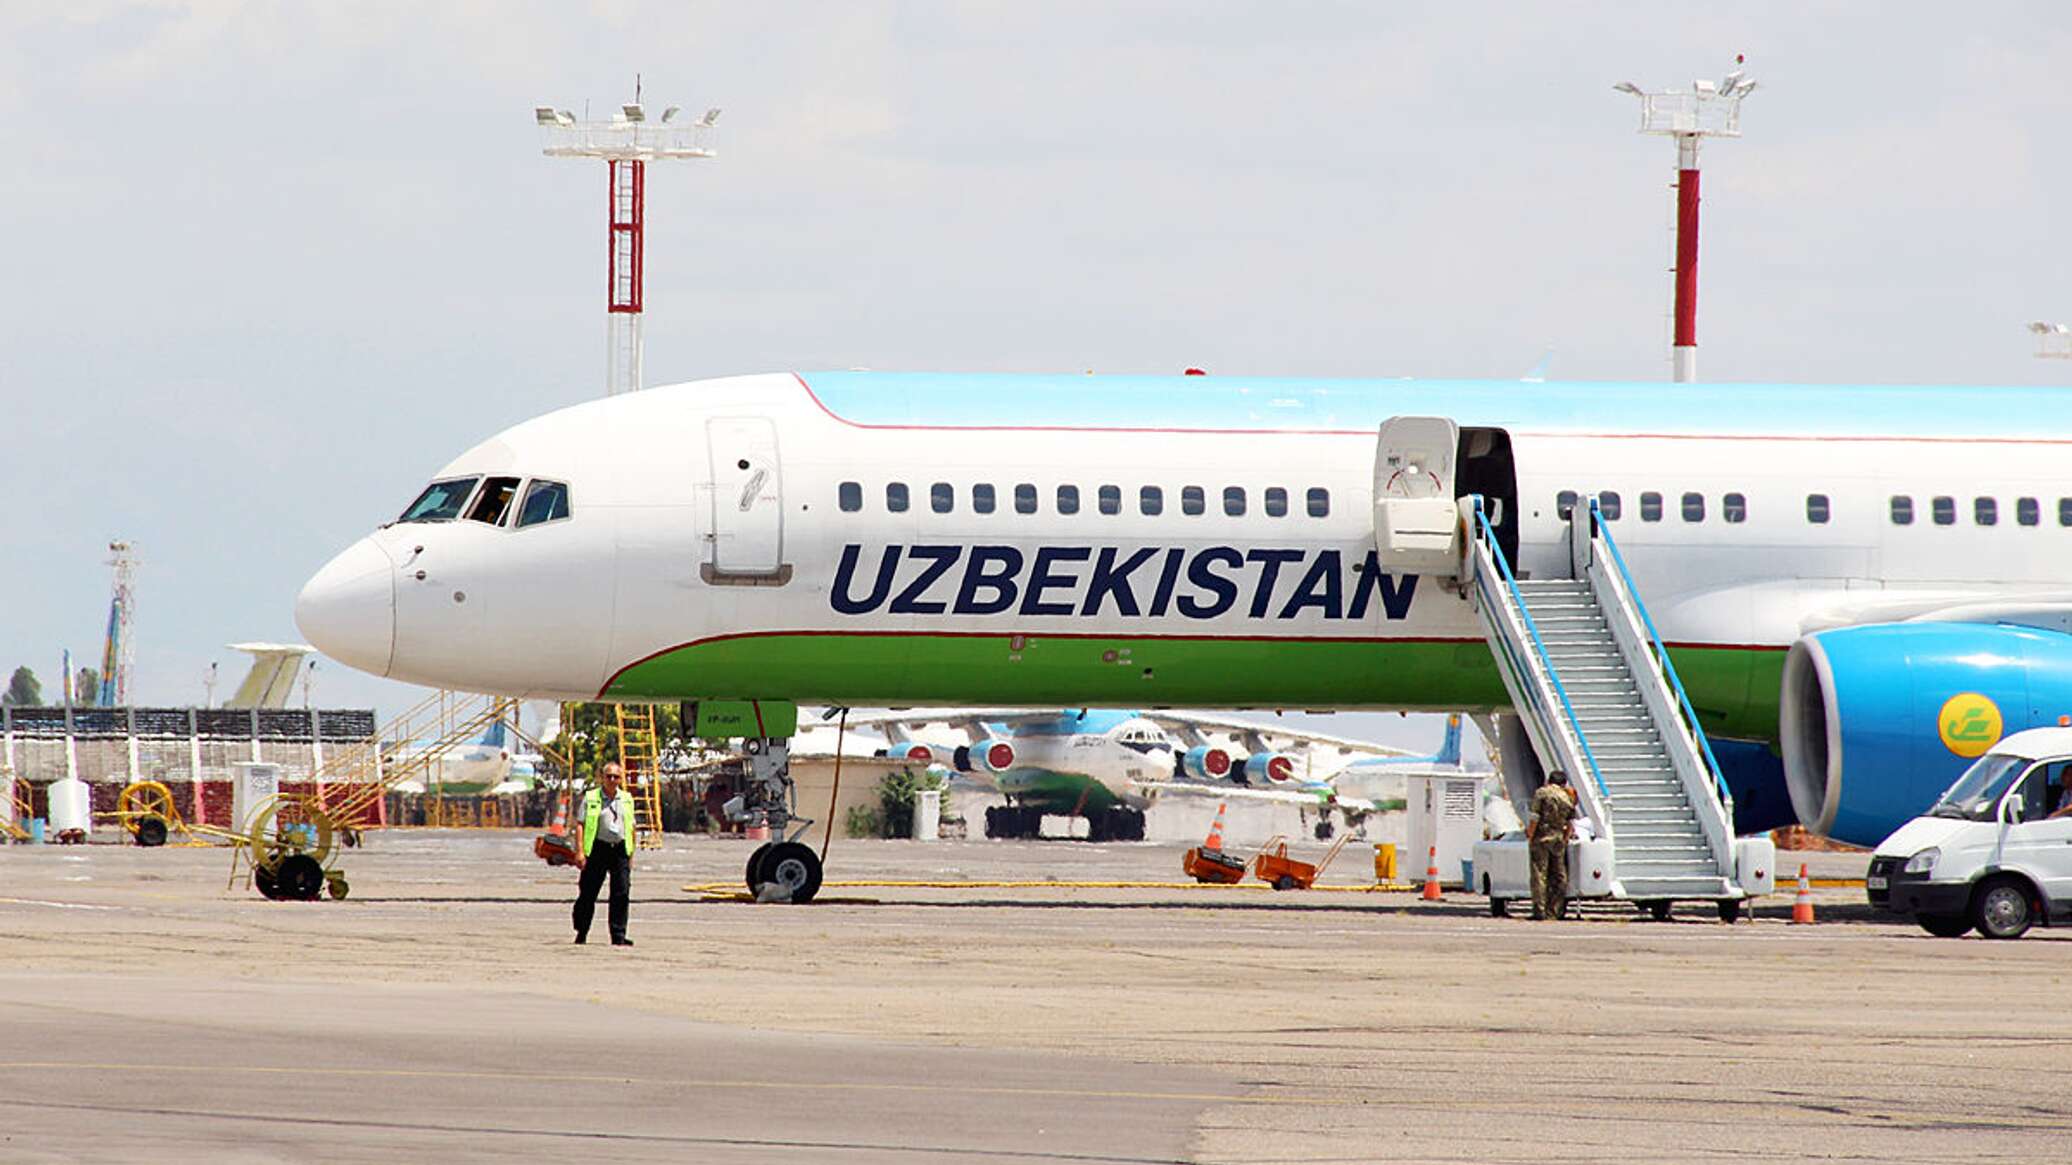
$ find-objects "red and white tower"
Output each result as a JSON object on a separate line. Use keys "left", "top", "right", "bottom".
{"left": 1615, "top": 62, "right": 1757, "bottom": 383}
{"left": 535, "top": 94, "right": 719, "bottom": 397}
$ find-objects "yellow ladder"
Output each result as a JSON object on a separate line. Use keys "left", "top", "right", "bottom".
{"left": 614, "top": 704, "right": 666, "bottom": 850}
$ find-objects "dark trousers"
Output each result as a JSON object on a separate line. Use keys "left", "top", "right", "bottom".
{"left": 573, "top": 844, "right": 630, "bottom": 941}
{"left": 1530, "top": 838, "right": 1568, "bottom": 920}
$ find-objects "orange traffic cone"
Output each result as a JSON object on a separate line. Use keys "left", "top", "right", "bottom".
{"left": 545, "top": 792, "right": 570, "bottom": 837}
{"left": 1790, "top": 862, "right": 1816, "bottom": 925}
{"left": 1421, "top": 845, "right": 1443, "bottom": 901}
{"left": 1203, "top": 803, "right": 1230, "bottom": 852}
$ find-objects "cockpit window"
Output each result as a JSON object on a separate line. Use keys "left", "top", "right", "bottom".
{"left": 516, "top": 480, "right": 572, "bottom": 527}
{"left": 465, "top": 476, "right": 521, "bottom": 526}
{"left": 398, "top": 477, "right": 480, "bottom": 523}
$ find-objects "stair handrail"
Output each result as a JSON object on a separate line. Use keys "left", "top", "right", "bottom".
{"left": 1466, "top": 498, "right": 1611, "bottom": 802}
{"left": 1584, "top": 499, "right": 1732, "bottom": 808}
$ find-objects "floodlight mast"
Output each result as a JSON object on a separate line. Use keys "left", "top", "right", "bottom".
{"left": 1615, "top": 61, "right": 1756, "bottom": 383}
{"left": 533, "top": 96, "right": 718, "bottom": 397}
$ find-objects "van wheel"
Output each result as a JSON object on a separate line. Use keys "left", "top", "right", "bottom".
{"left": 1917, "top": 912, "right": 1971, "bottom": 938}
{"left": 1971, "top": 877, "right": 2034, "bottom": 940}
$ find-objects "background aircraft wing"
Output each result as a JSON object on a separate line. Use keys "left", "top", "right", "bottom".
{"left": 1139, "top": 712, "right": 1417, "bottom": 760}
{"left": 1139, "top": 780, "right": 1376, "bottom": 814}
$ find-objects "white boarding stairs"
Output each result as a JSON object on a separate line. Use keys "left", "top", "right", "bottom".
{"left": 1368, "top": 417, "right": 1759, "bottom": 905}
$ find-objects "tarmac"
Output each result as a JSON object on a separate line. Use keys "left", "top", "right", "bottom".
{"left": 0, "top": 828, "right": 2063, "bottom": 1164}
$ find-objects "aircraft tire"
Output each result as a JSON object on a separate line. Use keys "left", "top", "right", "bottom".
{"left": 745, "top": 843, "right": 773, "bottom": 890}
{"left": 759, "top": 841, "right": 823, "bottom": 904}
{"left": 1314, "top": 819, "right": 1333, "bottom": 841}
{"left": 1087, "top": 813, "right": 1110, "bottom": 843}
{"left": 1126, "top": 810, "right": 1146, "bottom": 841}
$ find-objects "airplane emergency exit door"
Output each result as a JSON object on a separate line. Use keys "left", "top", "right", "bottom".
{"left": 705, "top": 417, "right": 787, "bottom": 581}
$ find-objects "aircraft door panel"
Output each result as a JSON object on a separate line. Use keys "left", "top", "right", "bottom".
{"left": 705, "top": 417, "right": 788, "bottom": 582}
{"left": 1373, "top": 416, "right": 1463, "bottom": 578}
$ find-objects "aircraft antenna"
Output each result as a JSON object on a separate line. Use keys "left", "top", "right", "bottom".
{"left": 533, "top": 87, "right": 720, "bottom": 397}
{"left": 1613, "top": 57, "right": 1757, "bottom": 383}
{"left": 97, "top": 541, "right": 137, "bottom": 707}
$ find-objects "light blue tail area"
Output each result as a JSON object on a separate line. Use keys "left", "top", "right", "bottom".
{"left": 1435, "top": 714, "right": 1462, "bottom": 766}
{"left": 480, "top": 719, "right": 506, "bottom": 748}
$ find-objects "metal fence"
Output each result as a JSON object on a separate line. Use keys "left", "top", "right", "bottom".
{"left": 0, "top": 706, "right": 378, "bottom": 786}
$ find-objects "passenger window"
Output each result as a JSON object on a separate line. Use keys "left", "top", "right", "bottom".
{"left": 1057, "top": 485, "right": 1080, "bottom": 515}
{"left": 1014, "top": 483, "right": 1037, "bottom": 515}
{"left": 1890, "top": 495, "right": 1913, "bottom": 525}
{"left": 465, "top": 476, "right": 521, "bottom": 526}
{"left": 1640, "top": 491, "right": 1663, "bottom": 522}
{"left": 2061, "top": 498, "right": 2072, "bottom": 527}
{"left": 1805, "top": 493, "right": 1829, "bottom": 524}
{"left": 1224, "top": 486, "right": 1246, "bottom": 517}
{"left": 931, "top": 482, "right": 953, "bottom": 514}
{"left": 1306, "top": 487, "right": 1329, "bottom": 518}
{"left": 1598, "top": 491, "right": 1621, "bottom": 521}
{"left": 1265, "top": 487, "right": 1288, "bottom": 517}
{"left": 1555, "top": 490, "right": 1578, "bottom": 519}
{"left": 1975, "top": 497, "right": 1997, "bottom": 527}
{"left": 1140, "top": 486, "right": 1163, "bottom": 516}
{"left": 516, "top": 480, "right": 572, "bottom": 527}
{"left": 887, "top": 483, "right": 909, "bottom": 513}
{"left": 1723, "top": 493, "right": 1746, "bottom": 524}
{"left": 1182, "top": 486, "right": 1205, "bottom": 516}
{"left": 2018, "top": 497, "right": 2040, "bottom": 527}
{"left": 1932, "top": 496, "right": 1955, "bottom": 526}
{"left": 399, "top": 476, "right": 480, "bottom": 523}
{"left": 973, "top": 483, "right": 995, "bottom": 514}
{"left": 838, "top": 482, "right": 862, "bottom": 513}
{"left": 1681, "top": 492, "right": 1705, "bottom": 523}
{"left": 1098, "top": 485, "right": 1121, "bottom": 515}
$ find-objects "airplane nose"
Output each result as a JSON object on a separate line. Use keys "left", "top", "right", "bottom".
{"left": 295, "top": 537, "right": 396, "bottom": 677}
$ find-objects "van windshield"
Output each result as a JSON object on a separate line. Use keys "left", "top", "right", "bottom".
{"left": 1929, "top": 753, "right": 2029, "bottom": 820}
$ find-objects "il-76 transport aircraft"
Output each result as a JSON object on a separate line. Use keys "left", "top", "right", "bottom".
{"left": 297, "top": 371, "right": 2072, "bottom": 848}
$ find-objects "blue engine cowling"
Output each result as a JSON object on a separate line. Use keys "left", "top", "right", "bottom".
{"left": 1240, "top": 751, "right": 1297, "bottom": 785}
{"left": 955, "top": 737, "right": 1017, "bottom": 776}
{"left": 1781, "top": 621, "right": 2072, "bottom": 846}
{"left": 1180, "top": 745, "right": 1233, "bottom": 781}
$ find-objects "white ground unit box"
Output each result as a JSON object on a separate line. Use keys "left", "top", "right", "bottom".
{"left": 231, "top": 762, "right": 282, "bottom": 834}
{"left": 47, "top": 776, "right": 91, "bottom": 837}
{"left": 912, "top": 788, "right": 941, "bottom": 841}
{"left": 1404, "top": 773, "right": 1483, "bottom": 887}
{"left": 0, "top": 767, "right": 14, "bottom": 832}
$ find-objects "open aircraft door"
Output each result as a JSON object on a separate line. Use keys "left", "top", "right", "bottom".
{"left": 1373, "top": 415, "right": 1463, "bottom": 578}
{"left": 704, "top": 417, "right": 791, "bottom": 583}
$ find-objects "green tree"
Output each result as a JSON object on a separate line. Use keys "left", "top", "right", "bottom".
{"left": 3, "top": 666, "right": 40, "bottom": 707}
{"left": 546, "top": 702, "right": 693, "bottom": 783}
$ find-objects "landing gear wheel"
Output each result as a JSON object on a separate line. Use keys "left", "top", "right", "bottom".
{"left": 1971, "top": 877, "right": 2034, "bottom": 940}
{"left": 1716, "top": 899, "right": 1742, "bottom": 924}
{"left": 276, "top": 853, "right": 326, "bottom": 901}
{"left": 755, "top": 841, "right": 823, "bottom": 904}
{"left": 1314, "top": 819, "right": 1334, "bottom": 841}
{"left": 1917, "top": 912, "right": 1971, "bottom": 938}
{"left": 745, "top": 843, "right": 774, "bottom": 890}
{"left": 134, "top": 816, "right": 168, "bottom": 848}
{"left": 1647, "top": 900, "right": 1672, "bottom": 921}
{"left": 1490, "top": 897, "right": 1510, "bottom": 918}
{"left": 254, "top": 863, "right": 284, "bottom": 900}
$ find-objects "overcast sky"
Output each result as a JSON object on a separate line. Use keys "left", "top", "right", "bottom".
{"left": 3, "top": 4, "right": 2068, "bottom": 748}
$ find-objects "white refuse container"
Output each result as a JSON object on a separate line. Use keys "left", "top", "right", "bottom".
{"left": 912, "top": 788, "right": 941, "bottom": 841}
{"left": 48, "top": 776, "right": 91, "bottom": 838}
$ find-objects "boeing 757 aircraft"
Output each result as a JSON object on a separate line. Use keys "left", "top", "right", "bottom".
{"left": 297, "top": 371, "right": 2072, "bottom": 849}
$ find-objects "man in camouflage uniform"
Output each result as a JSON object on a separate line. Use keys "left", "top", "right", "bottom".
{"left": 1526, "top": 770, "right": 1579, "bottom": 920}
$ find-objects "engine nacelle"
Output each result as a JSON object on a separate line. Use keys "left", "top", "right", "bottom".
{"left": 893, "top": 742, "right": 937, "bottom": 765}
{"left": 955, "top": 737, "right": 1017, "bottom": 776}
{"left": 1180, "top": 745, "right": 1233, "bottom": 781}
{"left": 1781, "top": 622, "right": 2072, "bottom": 846}
{"left": 1240, "top": 751, "right": 1297, "bottom": 785}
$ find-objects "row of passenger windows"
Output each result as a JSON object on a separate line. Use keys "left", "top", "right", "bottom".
{"left": 838, "top": 481, "right": 1332, "bottom": 519}
{"left": 1556, "top": 490, "right": 2072, "bottom": 528}
{"left": 397, "top": 475, "right": 573, "bottom": 529}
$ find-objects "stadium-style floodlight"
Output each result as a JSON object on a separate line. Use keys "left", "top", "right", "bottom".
{"left": 535, "top": 83, "right": 718, "bottom": 397}
{"left": 2031, "top": 321, "right": 2072, "bottom": 359}
{"left": 1615, "top": 56, "right": 1759, "bottom": 383}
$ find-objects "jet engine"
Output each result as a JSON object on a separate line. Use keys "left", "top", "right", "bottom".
{"left": 893, "top": 742, "right": 938, "bottom": 765}
{"left": 1239, "top": 751, "right": 1297, "bottom": 785}
{"left": 1179, "top": 745, "right": 1233, "bottom": 781}
{"left": 1780, "top": 621, "right": 2072, "bottom": 846}
{"left": 954, "top": 738, "right": 1017, "bottom": 776}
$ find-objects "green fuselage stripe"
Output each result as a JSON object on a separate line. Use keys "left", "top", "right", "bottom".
{"left": 607, "top": 633, "right": 1785, "bottom": 743}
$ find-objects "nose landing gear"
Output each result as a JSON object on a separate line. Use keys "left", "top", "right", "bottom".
{"left": 729, "top": 738, "right": 823, "bottom": 903}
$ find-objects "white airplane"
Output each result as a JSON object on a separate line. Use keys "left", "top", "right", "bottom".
{"left": 834, "top": 706, "right": 1413, "bottom": 839}
{"left": 296, "top": 371, "right": 2072, "bottom": 856}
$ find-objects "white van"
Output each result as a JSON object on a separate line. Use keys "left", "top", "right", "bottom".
{"left": 1870, "top": 726, "right": 2072, "bottom": 939}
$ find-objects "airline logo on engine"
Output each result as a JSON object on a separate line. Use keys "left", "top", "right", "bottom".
{"left": 1937, "top": 692, "right": 2002, "bottom": 758}
{"left": 828, "top": 545, "right": 1417, "bottom": 622}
